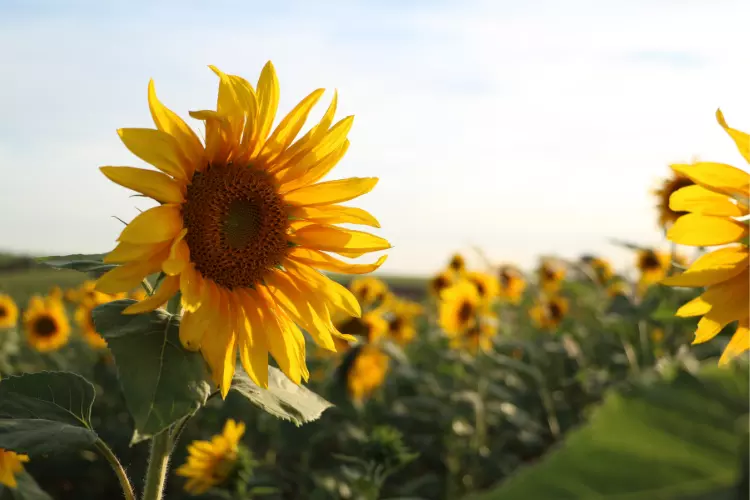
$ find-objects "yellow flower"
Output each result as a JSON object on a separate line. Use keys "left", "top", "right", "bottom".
{"left": 0, "top": 294, "right": 19, "bottom": 329}
{"left": 661, "top": 109, "right": 750, "bottom": 366}
{"left": 439, "top": 281, "right": 483, "bottom": 336}
{"left": 347, "top": 345, "right": 389, "bottom": 402}
{"left": 529, "top": 295, "right": 569, "bottom": 330}
{"left": 497, "top": 265, "right": 526, "bottom": 304}
{"left": 448, "top": 253, "right": 466, "bottom": 274}
{"left": 449, "top": 314, "right": 497, "bottom": 354}
{"left": 581, "top": 255, "right": 614, "bottom": 286}
{"left": 23, "top": 295, "right": 70, "bottom": 352}
{"left": 636, "top": 249, "right": 672, "bottom": 287}
{"left": 48, "top": 286, "right": 63, "bottom": 302}
{"left": 537, "top": 259, "right": 565, "bottom": 293}
{"left": 385, "top": 299, "right": 422, "bottom": 346}
{"left": 654, "top": 165, "right": 695, "bottom": 229}
{"left": 349, "top": 276, "right": 389, "bottom": 309}
{"left": 429, "top": 270, "right": 454, "bottom": 298}
{"left": 466, "top": 271, "right": 499, "bottom": 302}
{"left": 95, "top": 63, "right": 390, "bottom": 396}
{"left": 176, "top": 419, "right": 245, "bottom": 495}
{"left": 68, "top": 280, "right": 120, "bottom": 305}
{"left": 335, "top": 311, "right": 389, "bottom": 344}
{"left": 74, "top": 301, "right": 108, "bottom": 349}
{"left": 0, "top": 449, "right": 29, "bottom": 489}
{"left": 607, "top": 278, "right": 631, "bottom": 298}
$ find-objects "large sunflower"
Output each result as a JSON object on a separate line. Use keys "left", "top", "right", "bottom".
{"left": 497, "top": 265, "right": 526, "bottom": 304}
{"left": 0, "top": 294, "right": 19, "bottom": 329}
{"left": 654, "top": 165, "right": 695, "bottom": 229}
{"left": 661, "top": 110, "right": 750, "bottom": 365}
{"left": 23, "top": 296, "right": 70, "bottom": 352}
{"left": 0, "top": 449, "right": 29, "bottom": 489}
{"left": 96, "top": 63, "right": 390, "bottom": 395}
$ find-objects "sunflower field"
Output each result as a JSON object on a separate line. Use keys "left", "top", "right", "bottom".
{"left": 0, "top": 62, "right": 748, "bottom": 500}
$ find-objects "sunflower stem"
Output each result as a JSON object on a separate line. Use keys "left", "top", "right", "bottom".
{"left": 142, "top": 430, "right": 171, "bottom": 500}
{"left": 95, "top": 439, "right": 136, "bottom": 500}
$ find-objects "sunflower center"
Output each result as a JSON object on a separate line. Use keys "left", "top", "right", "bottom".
{"left": 338, "top": 317, "right": 371, "bottom": 339}
{"left": 457, "top": 301, "right": 474, "bottom": 324}
{"left": 0, "top": 306, "right": 6, "bottom": 319}
{"left": 182, "top": 163, "right": 289, "bottom": 290}
{"left": 33, "top": 316, "right": 58, "bottom": 337}
{"left": 640, "top": 252, "right": 661, "bottom": 270}
{"left": 473, "top": 280, "right": 486, "bottom": 297}
{"left": 499, "top": 271, "right": 510, "bottom": 288}
{"left": 388, "top": 316, "right": 404, "bottom": 334}
{"left": 548, "top": 302, "right": 562, "bottom": 320}
{"left": 433, "top": 276, "right": 448, "bottom": 293}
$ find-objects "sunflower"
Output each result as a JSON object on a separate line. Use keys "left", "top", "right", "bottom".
{"left": 68, "top": 280, "right": 122, "bottom": 305}
{"left": 23, "top": 295, "right": 70, "bottom": 352}
{"left": 654, "top": 165, "right": 695, "bottom": 230}
{"left": 95, "top": 63, "right": 390, "bottom": 395}
{"left": 449, "top": 314, "right": 498, "bottom": 354}
{"left": 537, "top": 259, "right": 565, "bottom": 293}
{"left": 75, "top": 300, "right": 108, "bottom": 349}
{"left": 0, "top": 449, "right": 29, "bottom": 489}
{"left": 580, "top": 255, "right": 614, "bottom": 286}
{"left": 606, "top": 278, "right": 631, "bottom": 299}
{"left": 347, "top": 345, "right": 389, "bottom": 402}
{"left": 176, "top": 419, "right": 245, "bottom": 495}
{"left": 385, "top": 299, "right": 423, "bottom": 346}
{"left": 335, "top": 311, "right": 389, "bottom": 344}
{"left": 348, "top": 276, "right": 389, "bottom": 309}
{"left": 429, "top": 270, "right": 454, "bottom": 298}
{"left": 466, "top": 271, "right": 499, "bottom": 302}
{"left": 636, "top": 248, "right": 672, "bottom": 289}
{"left": 529, "top": 295, "right": 569, "bottom": 330}
{"left": 0, "top": 294, "right": 19, "bottom": 329}
{"left": 48, "top": 286, "right": 64, "bottom": 302}
{"left": 497, "top": 265, "right": 526, "bottom": 304}
{"left": 661, "top": 110, "right": 750, "bottom": 365}
{"left": 447, "top": 253, "right": 466, "bottom": 274}
{"left": 439, "top": 281, "right": 483, "bottom": 336}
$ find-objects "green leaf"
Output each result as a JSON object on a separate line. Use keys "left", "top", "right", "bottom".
{"left": 606, "top": 293, "right": 637, "bottom": 317}
{"left": 92, "top": 299, "right": 212, "bottom": 442}
{"left": 40, "top": 259, "right": 117, "bottom": 278}
{"left": 230, "top": 367, "right": 333, "bottom": 426}
{"left": 0, "top": 372, "right": 98, "bottom": 455}
{"left": 472, "top": 364, "right": 749, "bottom": 500}
{"left": 0, "top": 472, "right": 53, "bottom": 500}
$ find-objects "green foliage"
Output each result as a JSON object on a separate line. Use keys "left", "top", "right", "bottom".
{"left": 92, "top": 299, "right": 212, "bottom": 443}
{"left": 473, "top": 364, "right": 749, "bottom": 500}
{"left": 0, "top": 472, "right": 53, "bottom": 500}
{"left": 39, "top": 259, "right": 117, "bottom": 278}
{"left": 230, "top": 367, "right": 333, "bottom": 426}
{"left": 0, "top": 372, "right": 98, "bottom": 455}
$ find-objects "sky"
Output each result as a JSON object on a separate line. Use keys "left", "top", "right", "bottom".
{"left": 1, "top": 0, "right": 749, "bottom": 276}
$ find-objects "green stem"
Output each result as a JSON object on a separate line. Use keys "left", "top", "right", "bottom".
{"left": 95, "top": 439, "right": 136, "bottom": 500}
{"left": 142, "top": 431, "right": 171, "bottom": 500}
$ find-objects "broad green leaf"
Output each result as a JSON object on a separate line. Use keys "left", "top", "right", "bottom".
{"left": 230, "top": 367, "right": 333, "bottom": 426}
{"left": 0, "top": 472, "right": 53, "bottom": 500}
{"left": 40, "top": 259, "right": 117, "bottom": 278}
{"left": 472, "top": 364, "right": 749, "bottom": 500}
{"left": 92, "top": 299, "right": 212, "bottom": 442}
{"left": 0, "top": 372, "right": 98, "bottom": 455}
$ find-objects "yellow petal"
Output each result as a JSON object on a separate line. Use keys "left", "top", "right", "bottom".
{"left": 100, "top": 166, "right": 184, "bottom": 204}
{"left": 162, "top": 229, "right": 190, "bottom": 276}
{"left": 200, "top": 289, "right": 236, "bottom": 398}
{"left": 692, "top": 271, "right": 749, "bottom": 344}
{"left": 258, "top": 88, "right": 325, "bottom": 165}
{"left": 669, "top": 184, "right": 744, "bottom": 217}
{"left": 103, "top": 241, "right": 170, "bottom": 264}
{"left": 667, "top": 213, "right": 748, "bottom": 247}
{"left": 119, "top": 204, "right": 184, "bottom": 244}
{"left": 676, "top": 295, "right": 713, "bottom": 317}
{"left": 188, "top": 110, "right": 233, "bottom": 166}
{"left": 96, "top": 258, "right": 164, "bottom": 294}
{"left": 283, "top": 260, "right": 361, "bottom": 318}
{"left": 253, "top": 289, "right": 303, "bottom": 384}
{"left": 250, "top": 61, "right": 280, "bottom": 158}
{"left": 289, "top": 204, "right": 380, "bottom": 227}
{"left": 117, "top": 128, "right": 189, "bottom": 181}
{"left": 179, "top": 310, "right": 205, "bottom": 351}
{"left": 147, "top": 80, "right": 203, "bottom": 176}
{"left": 662, "top": 246, "right": 749, "bottom": 287}
{"left": 290, "top": 224, "right": 391, "bottom": 254}
{"left": 671, "top": 161, "right": 750, "bottom": 203}
{"left": 288, "top": 248, "right": 387, "bottom": 274}
{"left": 284, "top": 177, "right": 377, "bottom": 207}
{"left": 209, "top": 66, "right": 245, "bottom": 147}
{"left": 122, "top": 275, "right": 180, "bottom": 314}
{"left": 235, "top": 290, "right": 270, "bottom": 388}
{"left": 719, "top": 321, "right": 750, "bottom": 366}
{"left": 716, "top": 109, "right": 750, "bottom": 164}
{"left": 180, "top": 264, "right": 203, "bottom": 313}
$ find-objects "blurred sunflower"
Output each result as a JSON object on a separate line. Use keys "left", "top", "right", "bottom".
{"left": 466, "top": 271, "right": 499, "bottom": 302}
{"left": 607, "top": 278, "right": 631, "bottom": 299}
{"left": 23, "top": 295, "right": 70, "bottom": 352}
{"left": 68, "top": 280, "right": 122, "bottom": 305}
{"left": 537, "top": 259, "right": 565, "bottom": 293}
{"left": 661, "top": 110, "right": 750, "bottom": 365}
{"left": 448, "top": 253, "right": 466, "bottom": 274}
{"left": 48, "top": 285, "right": 64, "bottom": 302}
{"left": 529, "top": 295, "right": 569, "bottom": 330}
{"left": 75, "top": 300, "right": 108, "bottom": 349}
{"left": 385, "top": 299, "right": 423, "bottom": 346}
{"left": 176, "top": 419, "right": 245, "bottom": 495}
{"left": 439, "top": 281, "right": 483, "bottom": 335}
{"left": 654, "top": 165, "right": 695, "bottom": 230}
{"left": 0, "top": 449, "right": 29, "bottom": 489}
{"left": 347, "top": 345, "right": 389, "bottom": 402}
{"left": 335, "top": 311, "right": 388, "bottom": 344}
{"left": 429, "top": 270, "right": 454, "bottom": 298}
{"left": 349, "top": 276, "right": 389, "bottom": 309}
{"left": 636, "top": 249, "right": 672, "bottom": 288}
{"left": 95, "top": 62, "right": 390, "bottom": 395}
{"left": 449, "top": 314, "right": 497, "bottom": 354}
{"left": 0, "top": 294, "right": 19, "bottom": 329}
{"left": 497, "top": 265, "right": 526, "bottom": 304}
{"left": 580, "top": 255, "right": 614, "bottom": 286}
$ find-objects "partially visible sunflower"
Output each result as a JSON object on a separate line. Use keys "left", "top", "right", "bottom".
{"left": 347, "top": 345, "right": 389, "bottom": 402}
{"left": 0, "top": 294, "right": 19, "bottom": 329}
{"left": 75, "top": 300, "right": 108, "bottom": 349}
{"left": 95, "top": 63, "right": 390, "bottom": 395}
{"left": 580, "top": 255, "right": 614, "bottom": 286}
{"left": 335, "top": 311, "right": 389, "bottom": 344}
{"left": 636, "top": 249, "right": 672, "bottom": 290}
{"left": 349, "top": 277, "right": 389, "bottom": 310}
{"left": 439, "top": 281, "right": 483, "bottom": 336}
{"left": 661, "top": 109, "right": 750, "bottom": 365}
{"left": 48, "top": 286, "right": 63, "bottom": 302}
{"left": 607, "top": 277, "right": 631, "bottom": 299}
{"left": 654, "top": 165, "right": 695, "bottom": 230}
{"left": 23, "top": 296, "right": 70, "bottom": 352}
{"left": 529, "top": 295, "right": 569, "bottom": 330}
{"left": 429, "top": 270, "right": 454, "bottom": 298}
{"left": 176, "top": 419, "right": 245, "bottom": 495}
{"left": 385, "top": 299, "right": 423, "bottom": 346}
{"left": 497, "top": 265, "right": 526, "bottom": 304}
{"left": 449, "top": 313, "right": 498, "bottom": 355}
{"left": 68, "top": 280, "right": 122, "bottom": 305}
{"left": 466, "top": 271, "right": 499, "bottom": 303}
{"left": 0, "top": 449, "right": 29, "bottom": 489}
{"left": 537, "top": 259, "right": 565, "bottom": 293}
{"left": 448, "top": 253, "right": 466, "bottom": 275}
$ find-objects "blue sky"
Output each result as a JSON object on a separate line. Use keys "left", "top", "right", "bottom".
{"left": 1, "top": 0, "right": 749, "bottom": 276}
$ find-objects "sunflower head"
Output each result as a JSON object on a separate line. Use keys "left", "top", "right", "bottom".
{"left": 606, "top": 278, "right": 630, "bottom": 298}
{"left": 466, "top": 271, "right": 499, "bottom": 302}
{"left": 653, "top": 166, "right": 695, "bottom": 229}
{"left": 537, "top": 259, "right": 565, "bottom": 293}
{"left": 0, "top": 448, "right": 30, "bottom": 489}
{"left": 0, "top": 294, "right": 19, "bottom": 329}
{"left": 176, "top": 419, "right": 246, "bottom": 495}
{"left": 581, "top": 255, "right": 614, "bottom": 286}
{"left": 336, "top": 311, "right": 388, "bottom": 344}
{"left": 497, "top": 265, "right": 526, "bottom": 304}
{"left": 346, "top": 345, "right": 389, "bottom": 402}
{"left": 636, "top": 249, "right": 671, "bottom": 287}
{"left": 530, "top": 295, "right": 569, "bottom": 330}
{"left": 450, "top": 314, "right": 498, "bottom": 354}
{"left": 429, "top": 270, "right": 454, "bottom": 298}
{"left": 23, "top": 295, "right": 70, "bottom": 352}
{"left": 74, "top": 300, "right": 108, "bottom": 350}
{"left": 447, "top": 253, "right": 466, "bottom": 274}
{"left": 349, "top": 277, "right": 389, "bottom": 310}
{"left": 439, "top": 281, "right": 483, "bottom": 336}
{"left": 95, "top": 63, "right": 390, "bottom": 395}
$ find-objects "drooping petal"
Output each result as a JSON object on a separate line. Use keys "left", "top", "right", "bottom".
{"left": 96, "top": 257, "right": 165, "bottom": 294}
{"left": 179, "top": 310, "right": 206, "bottom": 351}
{"left": 122, "top": 275, "right": 180, "bottom": 314}
{"left": 290, "top": 224, "right": 391, "bottom": 254}
{"left": 290, "top": 204, "right": 380, "bottom": 228}
{"left": 676, "top": 295, "right": 713, "bottom": 317}
{"left": 284, "top": 259, "right": 361, "bottom": 318}
{"left": 200, "top": 289, "right": 237, "bottom": 397}
{"left": 258, "top": 88, "right": 325, "bottom": 165}
{"left": 180, "top": 264, "right": 203, "bottom": 313}
{"left": 288, "top": 248, "right": 387, "bottom": 274}
{"left": 669, "top": 184, "right": 744, "bottom": 217}
{"left": 103, "top": 241, "right": 170, "bottom": 264}
{"left": 117, "top": 128, "right": 190, "bottom": 181}
{"left": 692, "top": 271, "right": 749, "bottom": 344}
{"left": 234, "top": 290, "right": 269, "bottom": 388}
{"left": 661, "top": 246, "right": 749, "bottom": 287}
{"left": 667, "top": 213, "right": 748, "bottom": 247}
{"left": 671, "top": 162, "right": 750, "bottom": 205}
{"left": 162, "top": 229, "right": 191, "bottom": 276}
{"left": 716, "top": 109, "right": 750, "bottom": 164}
{"left": 719, "top": 321, "right": 750, "bottom": 366}
{"left": 100, "top": 166, "right": 185, "bottom": 203}
{"left": 118, "top": 204, "right": 184, "bottom": 244}
{"left": 252, "top": 288, "right": 303, "bottom": 384}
